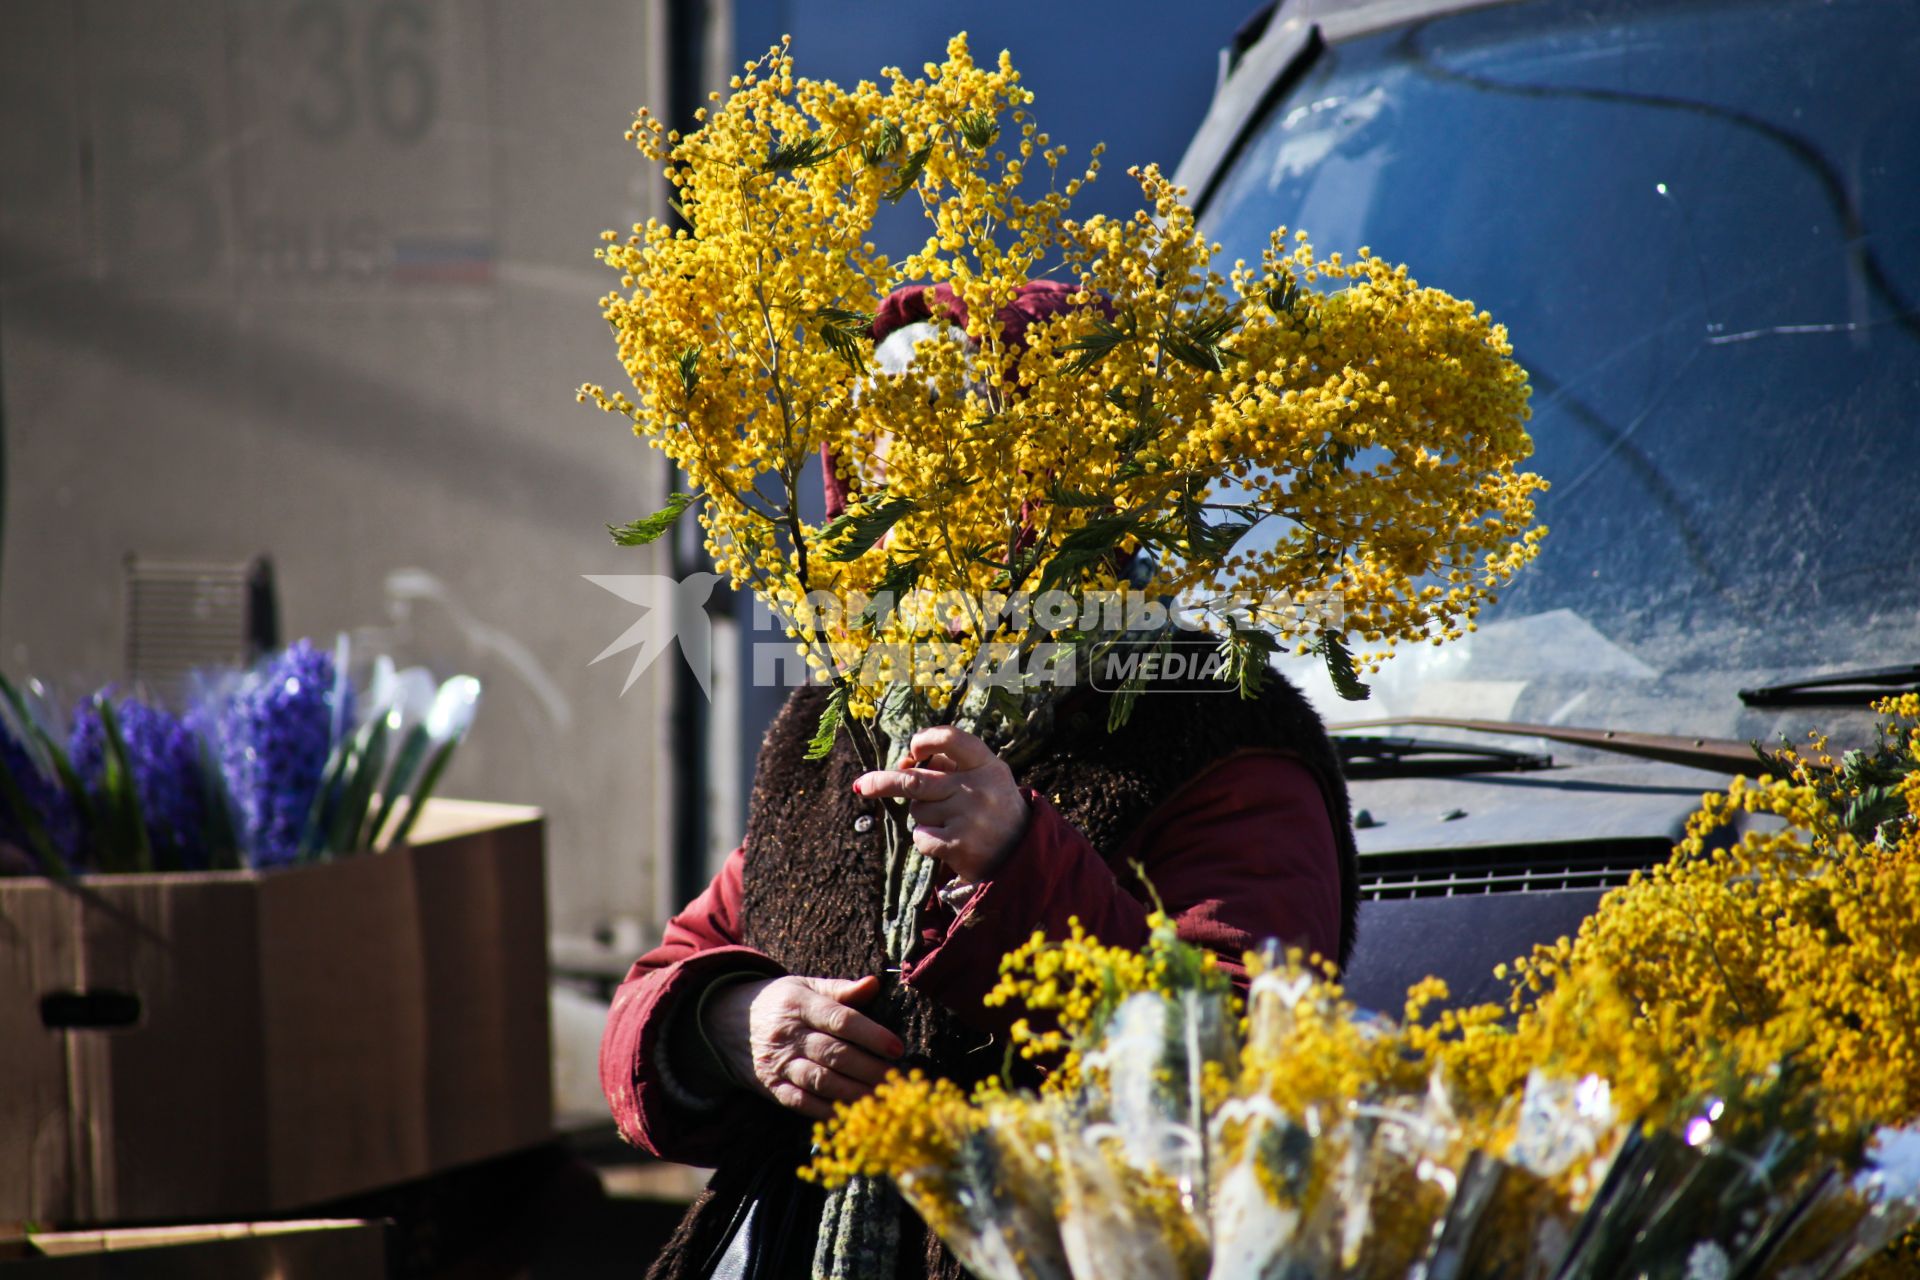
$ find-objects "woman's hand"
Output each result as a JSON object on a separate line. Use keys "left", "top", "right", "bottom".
{"left": 853, "top": 726, "right": 1030, "bottom": 883}
{"left": 699, "top": 973, "right": 903, "bottom": 1121}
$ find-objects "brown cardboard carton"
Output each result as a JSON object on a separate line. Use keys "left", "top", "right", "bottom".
{"left": 15, "top": 1219, "right": 389, "bottom": 1277}
{"left": 0, "top": 800, "right": 551, "bottom": 1226}
{"left": 405, "top": 801, "right": 554, "bottom": 1174}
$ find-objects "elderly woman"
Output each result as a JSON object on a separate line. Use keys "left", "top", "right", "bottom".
{"left": 600, "top": 286, "right": 1361, "bottom": 1280}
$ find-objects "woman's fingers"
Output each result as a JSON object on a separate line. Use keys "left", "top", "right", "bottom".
{"left": 801, "top": 989, "right": 905, "bottom": 1059}
{"left": 784, "top": 1055, "right": 878, "bottom": 1104}
{"left": 903, "top": 725, "right": 998, "bottom": 770}
{"left": 800, "top": 1032, "right": 894, "bottom": 1084}
{"left": 802, "top": 973, "right": 881, "bottom": 1007}
{"left": 778, "top": 1031, "right": 895, "bottom": 1114}
{"left": 852, "top": 766, "right": 959, "bottom": 802}
{"left": 906, "top": 795, "right": 965, "bottom": 829}
{"left": 910, "top": 823, "right": 959, "bottom": 860}
{"left": 726, "top": 974, "right": 902, "bottom": 1118}
{"left": 769, "top": 1080, "right": 835, "bottom": 1120}
{"left": 855, "top": 728, "right": 1024, "bottom": 881}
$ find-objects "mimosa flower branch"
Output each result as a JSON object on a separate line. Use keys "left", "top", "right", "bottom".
{"left": 583, "top": 33, "right": 1542, "bottom": 761}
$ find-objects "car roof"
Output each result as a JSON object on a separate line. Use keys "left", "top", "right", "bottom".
{"left": 1175, "top": 0, "right": 1523, "bottom": 212}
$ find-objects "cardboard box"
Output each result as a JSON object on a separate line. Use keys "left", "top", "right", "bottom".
{"left": 0, "top": 801, "right": 551, "bottom": 1226}
{"left": 407, "top": 801, "right": 554, "bottom": 1175}
{"left": 11, "top": 1219, "right": 389, "bottom": 1277}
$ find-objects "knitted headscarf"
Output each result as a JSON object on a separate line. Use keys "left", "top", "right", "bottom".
{"left": 819, "top": 279, "right": 1098, "bottom": 519}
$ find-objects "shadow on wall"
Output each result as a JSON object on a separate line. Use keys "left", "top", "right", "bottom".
{"left": 1, "top": 245, "right": 608, "bottom": 518}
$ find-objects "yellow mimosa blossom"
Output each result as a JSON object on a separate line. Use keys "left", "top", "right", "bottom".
{"left": 1443, "top": 697, "right": 1920, "bottom": 1148}
{"left": 808, "top": 700, "right": 1920, "bottom": 1274}
{"left": 586, "top": 33, "right": 1541, "bottom": 747}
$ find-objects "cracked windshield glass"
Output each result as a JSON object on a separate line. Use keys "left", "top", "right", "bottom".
{"left": 1203, "top": 0, "right": 1920, "bottom": 742}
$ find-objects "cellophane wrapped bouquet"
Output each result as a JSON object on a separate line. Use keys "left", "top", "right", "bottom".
{"left": 0, "top": 638, "right": 481, "bottom": 876}
{"left": 809, "top": 696, "right": 1920, "bottom": 1278}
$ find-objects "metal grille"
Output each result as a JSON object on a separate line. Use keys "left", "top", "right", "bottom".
{"left": 1358, "top": 838, "right": 1674, "bottom": 900}
{"left": 123, "top": 556, "right": 277, "bottom": 703}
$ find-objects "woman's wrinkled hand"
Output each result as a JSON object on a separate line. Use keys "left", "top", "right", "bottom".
{"left": 699, "top": 973, "right": 903, "bottom": 1121}
{"left": 853, "top": 725, "right": 1030, "bottom": 883}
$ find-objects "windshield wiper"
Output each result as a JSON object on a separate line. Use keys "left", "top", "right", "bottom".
{"left": 1336, "top": 717, "right": 1758, "bottom": 774}
{"left": 1333, "top": 734, "right": 1552, "bottom": 780}
{"left": 1738, "top": 663, "right": 1920, "bottom": 707}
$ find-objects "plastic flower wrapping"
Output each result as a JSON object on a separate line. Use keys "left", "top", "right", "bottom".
{"left": 809, "top": 698, "right": 1920, "bottom": 1278}
{"left": 0, "top": 638, "right": 481, "bottom": 877}
{"left": 583, "top": 33, "right": 1544, "bottom": 761}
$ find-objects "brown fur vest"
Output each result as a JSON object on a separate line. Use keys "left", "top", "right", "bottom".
{"left": 646, "top": 674, "right": 1359, "bottom": 1280}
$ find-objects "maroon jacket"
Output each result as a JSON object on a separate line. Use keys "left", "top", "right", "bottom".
{"left": 600, "top": 749, "right": 1342, "bottom": 1165}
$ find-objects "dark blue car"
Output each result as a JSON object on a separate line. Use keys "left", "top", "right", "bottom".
{"left": 1174, "top": 0, "right": 1920, "bottom": 1007}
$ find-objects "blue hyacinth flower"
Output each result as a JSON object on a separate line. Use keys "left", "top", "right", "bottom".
{"left": 70, "top": 693, "right": 210, "bottom": 872}
{"left": 0, "top": 723, "right": 81, "bottom": 875}
{"left": 212, "top": 640, "right": 352, "bottom": 869}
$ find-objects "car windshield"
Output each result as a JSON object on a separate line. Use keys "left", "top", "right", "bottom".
{"left": 1201, "top": 0, "right": 1920, "bottom": 742}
